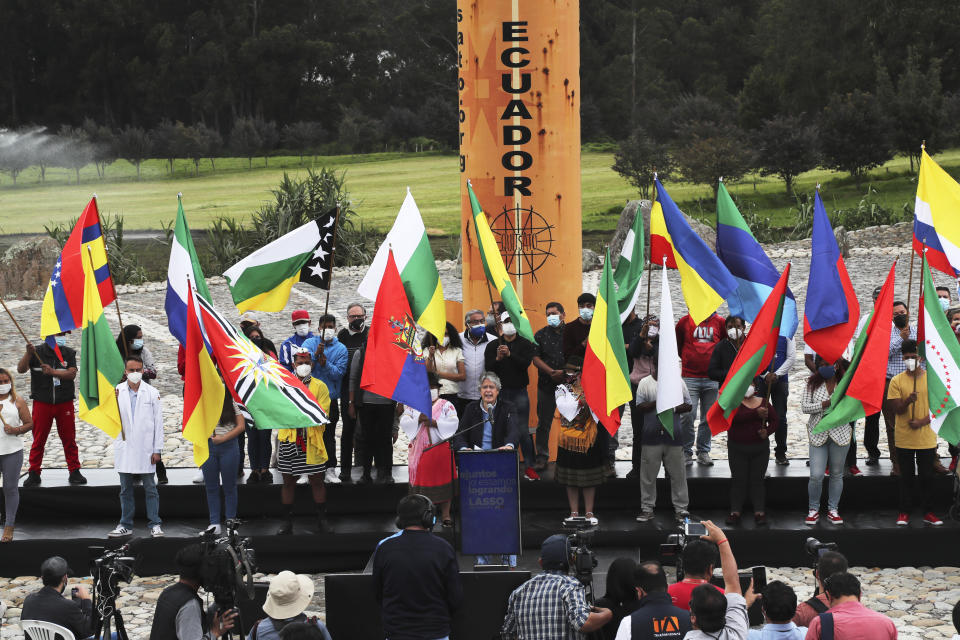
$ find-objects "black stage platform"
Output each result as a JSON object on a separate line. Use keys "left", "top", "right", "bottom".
{"left": 1, "top": 459, "right": 956, "bottom": 577}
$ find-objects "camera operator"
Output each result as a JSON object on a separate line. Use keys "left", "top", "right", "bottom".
{"left": 150, "top": 544, "right": 237, "bottom": 640}
{"left": 685, "top": 521, "right": 756, "bottom": 640}
{"left": 791, "top": 551, "right": 847, "bottom": 627}
{"left": 667, "top": 540, "right": 724, "bottom": 610}
{"left": 614, "top": 560, "right": 691, "bottom": 640}
{"left": 501, "top": 534, "right": 612, "bottom": 639}
{"left": 21, "top": 556, "right": 93, "bottom": 640}
{"left": 371, "top": 495, "right": 462, "bottom": 640}
{"left": 748, "top": 581, "right": 806, "bottom": 639}
{"left": 804, "top": 572, "right": 896, "bottom": 639}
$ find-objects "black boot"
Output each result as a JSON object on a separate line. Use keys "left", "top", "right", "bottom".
{"left": 315, "top": 503, "right": 330, "bottom": 534}
{"left": 277, "top": 506, "right": 294, "bottom": 535}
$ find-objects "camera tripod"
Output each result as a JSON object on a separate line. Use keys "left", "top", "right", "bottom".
{"left": 92, "top": 576, "right": 130, "bottom": 640}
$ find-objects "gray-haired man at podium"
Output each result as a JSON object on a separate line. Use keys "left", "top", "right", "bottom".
{"left": 455, "top": 371, "right": 521, "bottom": 566}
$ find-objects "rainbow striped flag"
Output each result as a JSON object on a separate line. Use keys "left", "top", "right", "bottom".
{"left": 582, "top": 248, "right": 632, "bottom": 435}
{"left": 652, "top": 177, "right": 737, "bottom": 325}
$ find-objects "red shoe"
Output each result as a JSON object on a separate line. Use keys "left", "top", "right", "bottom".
{"left": 923, "top": 512, "right": 943, "bottom": 526}
{"left": 950, "top": 456, "right": 958, "bottom": 472}
{"left": 524, "top": 467, "right": 541, "bottom": 481}
{"left": 804, "top": 510, "right": 820, "bottom": 525}
{"left": 848, "top": 465, "right": 862, "bottom": 476}
{"left": 896, "top": 512, "right": 909, "bottom": 526}
{"left": 824, "top": 468, "right": 830, "bottom": 477}
{"left": 826, "top": 510, "right": 843, "bottom": 525}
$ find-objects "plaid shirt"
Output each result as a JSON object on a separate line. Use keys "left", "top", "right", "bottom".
{"left": 886, "top": 323, "right": 917, "bottom": 378}
{"left": 501, "top": 571, "right": 591, "bottom": 640}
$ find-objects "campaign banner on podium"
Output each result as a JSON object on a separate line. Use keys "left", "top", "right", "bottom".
{"left": 457, "top": 450, "right": 521, "bottom": 556}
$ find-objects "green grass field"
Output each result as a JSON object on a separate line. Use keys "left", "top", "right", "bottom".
{"left": 1, "top": 148, "right": 958, "bottom": 236}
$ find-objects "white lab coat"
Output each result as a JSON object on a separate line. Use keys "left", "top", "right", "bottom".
{"left": 114, "top": 382, "right": 164, "bottom": 474}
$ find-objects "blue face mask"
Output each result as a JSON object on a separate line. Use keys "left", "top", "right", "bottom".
{"left": 131, "top": 338, "right": 144, "bottom": 350}
{"left": 55, "top": 336, "right": 67, "bottom": 347}
{"left": 469, "top": 324, "right": 486, "bottom": 338}
{"left": 546, "top": 314, "right": 562, "bottom": 328}
{"left": 818, "top": 365, "right": 836, "bottom": 380}
{"left": 940, "top": 297, "right": 951, "bottom": 311}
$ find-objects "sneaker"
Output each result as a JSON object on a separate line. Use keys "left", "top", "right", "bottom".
{"left": 726, "top": 512, "right": 741, "bottom": 525}
{"left": 804, "top": 510, "right": 820, "bottom": 525}
{"left": 675, "top": 510, "right": 690, "bottom": 521}
{"left": 246, "top": 471, "right": 261, "bottom": 484}
{"left": 754, "top": 512, "right": 767, "bottom": 526}
{"left": 192, "top": 472, "right": 204, "bottom": 484}
{"left": 524, "top": 467, "right": 541, "bottom": 481}
{"left": 896, "top": 512, "right": 909, "bottom": 526}
{"left": 635, "top": 510, "right": 655, "bottom": 522}
{"left": 824, "top": 468, "right": 830, "bottom": 477}
{"left": 201, "top": 524, "right": 222, "bottom": 536}
{"left": 150, "top": 525, "right": 164, "bottom": 538}
{"left": 775, "top": 454, "right": 789, "bottom": 466}
{"left": 923, "top": 512, "right": 943, "bottom": 526}
{"left": 847, "top": 465, "right": 862, "bottom": 476}
{"left": 23, "top": 472, "right": 41, "bottom": 488}
{"left": 826, "top": 510, "right": 843, "bottom": 525}
{"left": 864, "top": 456, "right": 880, "bottom": 466}
{"left": 324, "top": 468, "right": 340, "bottom": 484}
{"left": 260, "top": 471, "right": 273, "bottom": 484}
{"left": 585, "top": 513, "right": 599, "bottom": 526}
{"left": 696, "top": 452, "right": 714, "bottom": 466}
{"left": 68, "top": 470, "right": 87, "bottom": 485}
{"left": 297, "top": 475, "right": 308, "bottom": 485}
{"left": 108, "top": 525, "right": 132, "bottom": 537}
{"left": 684, "top": 453, "right": 695, "bottom": 466}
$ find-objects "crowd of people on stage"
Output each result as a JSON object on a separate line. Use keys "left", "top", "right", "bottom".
{"left": 1, "top": 281, "right": 957, "bottom": 542}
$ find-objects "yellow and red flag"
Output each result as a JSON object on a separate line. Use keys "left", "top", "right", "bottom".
{"left": 181, "top": 285, "right": 223, "bottom": 467}
{"left": 582, "top": 248, "right": 632, "bottom": 434}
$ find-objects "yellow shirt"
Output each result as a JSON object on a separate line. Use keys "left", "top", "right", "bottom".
{"left": 887, "top": 371, "right": 938, "bottom": 449}
{"left": 277, "top": 378, "right": 330, "bottom": 464}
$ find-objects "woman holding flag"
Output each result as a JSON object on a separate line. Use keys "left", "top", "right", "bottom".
{"left": 726, "top": 378, "right": 777, "bottom": 525}
{"left": 801, "top": 356, "right": 850, "bottom": 526}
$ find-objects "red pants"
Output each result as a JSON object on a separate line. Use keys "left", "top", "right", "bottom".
{"left": 29, "top": 400, "right": 81, "bottom": 473}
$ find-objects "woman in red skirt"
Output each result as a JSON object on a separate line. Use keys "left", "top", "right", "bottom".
{"left": 400, "top": 376, "right": 459, "bottom": 527}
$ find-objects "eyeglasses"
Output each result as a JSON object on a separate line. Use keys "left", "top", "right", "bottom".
{"left": 347, "top": 314, "right": 365, "bottom": 320}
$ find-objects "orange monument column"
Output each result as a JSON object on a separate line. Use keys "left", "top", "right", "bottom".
{"left": 458, "top": 0, "right": 582, "bottom": 330}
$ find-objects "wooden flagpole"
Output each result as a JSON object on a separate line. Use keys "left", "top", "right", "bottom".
{"left": 0, "top": 298, "right": 31, "bottom": 344}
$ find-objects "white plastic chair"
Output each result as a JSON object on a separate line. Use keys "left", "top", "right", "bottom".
{"left": 20, "top": 620, "right": 76, "bottom": 640}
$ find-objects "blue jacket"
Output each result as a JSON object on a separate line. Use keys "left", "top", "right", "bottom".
{"left": 278, "top": 332, "right": 314, "bottom": 371}
{"left": 301, "top": 336, "right": 348, "bottom": 400}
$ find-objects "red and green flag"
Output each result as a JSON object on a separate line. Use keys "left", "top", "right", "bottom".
{"left": 917, "top": 255, "right": 960, "bottom": 445}
{"left": 582, "top": 248, "right": 633, "bottom": 435}
{"left": 707, "top": 263, "right": 791, "bottom": 434}
{"left": 814, "top": 262, "right": 895, "bottom": 433}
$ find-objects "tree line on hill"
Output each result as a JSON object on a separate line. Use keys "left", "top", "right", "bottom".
{"left": 0, "top": 0, "right": 959, "bottom": 191}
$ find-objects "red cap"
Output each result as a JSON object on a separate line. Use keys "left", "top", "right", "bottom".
{"left": 291, "top": 309, "right": 310, "bottom": 323}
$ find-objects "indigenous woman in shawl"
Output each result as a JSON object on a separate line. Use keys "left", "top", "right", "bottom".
{"left": 276, "top": 348, "right": 331, "bottom": 535}
{"left": 554, "top": 355, "right": 604, "bottom": 526}
{"left": 399, "top": 375, "right": 459, "bottom": 528}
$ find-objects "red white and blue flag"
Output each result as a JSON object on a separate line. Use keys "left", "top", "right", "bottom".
{"left": 361, "top": 249, "right": 432, "bottom": 416}
{"left": 803, "top": 189, "right": 860, "bottom": 363}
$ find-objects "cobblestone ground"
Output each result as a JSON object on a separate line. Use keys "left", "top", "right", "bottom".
{"left": 1, "top": 247, "right": 955, "bottom": 472}
{"left": 2, "top": 565, "right": 959, "bottom": 639}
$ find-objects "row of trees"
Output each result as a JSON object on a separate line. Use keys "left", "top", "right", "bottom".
{"left": 613, "top": 49, "right": 953, "bottom": 197}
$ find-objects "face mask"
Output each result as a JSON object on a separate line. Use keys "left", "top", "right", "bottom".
{"left": 486, "top": 313, "right": 496, "bottom": 325}
{"left": 55, "top": 336, "right": 67, "bottom": 347}
{"left": 818, "top": 365, "right": 836, "bottom": 379}
{"left": 501, "top": 322, "right": 517, "bottom": 336}
{"left": 126, "top": 372, "right": 142, "bottom": 385}
{"left": 442, "top": 336, "right": 450, "bottom": 347}
{"left": 349, "top": 318, "right": 365, "bottom": 332}
{"left": 0, "top": 383, "right": 11, "bottom": 395}
{"left": 295, "top": 324, "right": 310, "bottom": 337}
{"left": 469, "top": 324, "right": 486, "bottom": 338}
{"left": 905, "top": 358, "right": 917, "bottom": 372}
{"left": 430, "top": 388, "right": 440, "bottom": 401}
{"left": 727, "top": 327, "right": 743, "bottom": 341}
{"left": 322, "top": 328, "right": 336, "bottom": 342}
{"left": 131, "top": 338, "right": 144, "bottom": 350}
{"left": 579, "top": 307, "right": 594, "bottom": 321}
{"left": 940, "top": 297, "right": 951, "bottom": 311}
{"left": 745, "top": 385, "right": 756, "bottom": 398}
{"left": 647, "top": 326, "right": 659, "bottom": 337}
{"left": 295, "top": 363, "right": 313, "bottom": 378}
{"left": 547, "top": 314, "right": 562, "bottom": 328}
{"left": 893, "top": 314, "right": 908, "bottom": 329}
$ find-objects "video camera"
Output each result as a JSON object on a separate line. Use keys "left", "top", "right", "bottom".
{"left": 567, "top": 528, "right": 598, "bottom": 589}
{"left": 89, "top": 544, "right": 135, "bottom": 590}
{"left": 199, "top": 519, "right": 257, "bottom": 610}
{"left": 804, "top": 537, "right": 839, "bottom": 568}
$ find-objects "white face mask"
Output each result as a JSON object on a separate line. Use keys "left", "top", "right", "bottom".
{"left": 579, "top": 307, "right": 594, "bottom": 321}
{"left": 745, "top": 384, "right": 756, "bottom": 398}
{"left": 441, "top": 336, "right": 450, "bottom": 347}
{"left": 322, "top": 328, "right": 336, "bottom": 342}
{"left": 501, "top": 322, "right": 517, "bottom": 336}
{"left": 727, "top": 327, "right": 743, "bottom": 340}
{"left": 126, "top": 372, "right": 143, "bottom": 385}
{"left": 647, "top": 326, "right": 659, "bottom": 337}
{"left": 430, "top": 388, "right": 440, "bottom": 401}
{"left": 295, "top": 324, "right": 310, "bottom": 337}
{"left": 0, "top": 383, "right": 11, "bottom": 395}
{"left": 295, "top": 363, "right": 313, "bottom": 378}
{"left": 905, "top": 358, "right": 918, "bottom": 372}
